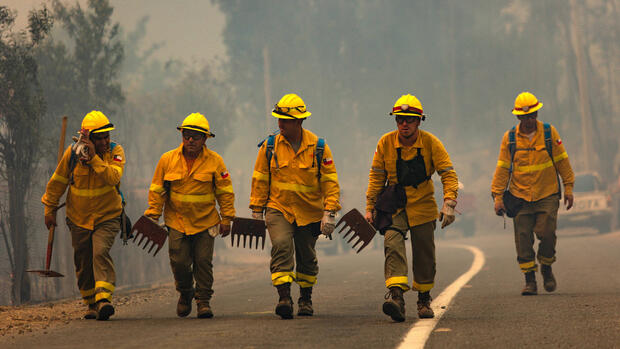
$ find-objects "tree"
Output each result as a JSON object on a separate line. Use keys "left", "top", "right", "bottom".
{"left": 37, "top": 0, "right": 124, "bottom": 141}
{"left": 0, "top": 5, "right": 52, "bottom": 305}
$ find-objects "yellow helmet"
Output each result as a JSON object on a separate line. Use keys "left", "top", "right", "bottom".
{"left": 272, "top": 93, "right": 311, "bottom": 119}
{"left": 82, "top": 110, "right": 114, "bottom": 133}
{"left": 177, "top": 113, "right": 214, "bottom": 137}
{"left": 390, "top": 94, "right": 425, "bottom": 119}
{"left": 512, "top": 92, "right": 543, "bottom": 115}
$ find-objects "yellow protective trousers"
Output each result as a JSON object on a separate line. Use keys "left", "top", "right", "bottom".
{"left": 384, "top": 210, "right": 436, "bottom": 292}
{"left": 513, "top": 194, "right": 560, "bottom": 273}
{"left": 67, "top": 217, "right": 119, "bottom": 304}
{"left": 266, "top": 208, "right": 319, "bottom": 289}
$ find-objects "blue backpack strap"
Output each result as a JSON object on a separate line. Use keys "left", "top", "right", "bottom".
{"left": 266, "top": 134, "right": 275, "bottom": 163}
{"left": 110, "top": 142, "right": 117, "bottom": 151}
{"left": 508, "top": 126, "right": 516, "bottom": 173}
{"left": 316, "top": 138, "right": 325, "bottom": 182}
{"left": 543, "top": 123, "right": 553, "bottom": 159}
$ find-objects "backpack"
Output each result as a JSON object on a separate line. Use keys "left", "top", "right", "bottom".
{"left": 257, "top": 133, "right": 326, "bottom": 194}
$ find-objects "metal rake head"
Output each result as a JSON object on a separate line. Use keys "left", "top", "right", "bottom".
{"left": 230, "top": 217, "right": 266, "bottom": 250}
{"left": 26, "top": 269, "right": 64, "bottom": 277}
{"left": 335, "top": 208, "right": 377, "bottom": 253}
{"left": 131, "top": 216, "right": 168, "bottom": 256}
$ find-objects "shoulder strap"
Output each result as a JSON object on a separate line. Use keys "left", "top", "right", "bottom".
{"left": 543, "top": 123, "right": 561, "bottom": 195}
{"left": 504, "top": 126, "right": 517, "bottom": 192}
{"left": 508, "top": 126, "right": 516, "bottom": 168}
{"left": 316, "top": 138, "right": 325, "bottom": 182}
{"left": 265, "top": 134, "right": 276, "bottom": 166}
{"left": 543, "top": 123, "right": 553, "bottom": 159}
{"left": 110, "top": 142, "right": 117, "bottom": 151}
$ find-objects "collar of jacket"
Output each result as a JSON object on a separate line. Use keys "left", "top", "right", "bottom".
{"left": 276, "top": 128, "right": 317, "bottom": 153}
{"left": 394, "top": 129, "right": 425, "bottom": 149}
{"left": 516, "top": 120, "right": 542, "bottom": 137}
{"left": 173, "top": 143, "right": 209, "bottom": 172}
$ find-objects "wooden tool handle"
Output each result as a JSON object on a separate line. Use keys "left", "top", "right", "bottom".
{"left": 45, "top": 225, "right": 56, "bottom": 271}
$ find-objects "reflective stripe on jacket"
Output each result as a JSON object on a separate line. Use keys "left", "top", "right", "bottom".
{"left": 366, "top": 130, "right": 458, "bottom": 227}
{"left": 42, "top": 144, "right": 125, "bottom": 230}
{"left": 145, "top": 144, "right": 235, "bottom": 235}
{"left": 491, "top": 120, "right": 574, "bottom": 203}
{"left": 250, "top": 129, "right": 341, "bottom": 226}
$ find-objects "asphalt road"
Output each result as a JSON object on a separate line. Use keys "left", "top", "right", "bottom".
{"left": 4, "top": 228, "right": 620, "bottom": 348}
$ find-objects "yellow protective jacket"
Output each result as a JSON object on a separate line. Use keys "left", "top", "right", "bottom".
{"left": 366, "top": 130, "right": 458, "bottom": 227}
{"left": 145, "top": 144, "right": 235, "bottom": 235}
{"left": 42, "top": 144, "right": 125, "bottom": 230}
{"left": 491, "top": 120, "right": 574, "bottom": 203}
{"left": 250, "top": 129, "right": 341, "bottom": 226}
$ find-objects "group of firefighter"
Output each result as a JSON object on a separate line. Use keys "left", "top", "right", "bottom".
{"left": 41, "top": 90, "right": 574, "bottom": 322}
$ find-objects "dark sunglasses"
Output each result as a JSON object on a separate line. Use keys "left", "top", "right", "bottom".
{"left": 90, "top": 133, "right": 110, "bottom": 141}
{"left": 517, "top": 114, "right": 537, "bottom": 121}
{"left": 395, "top": 115, "right": 420, "bottom": 124}
{"left": 182, "top": 131, "right": 206, "bottom": 140}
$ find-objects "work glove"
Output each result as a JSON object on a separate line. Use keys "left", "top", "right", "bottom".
{"left": 219, "top": 223, "right": 231, "bottom": 237}
{"left": 439, "top": 199, "right": 457, "bottom": 229}
{"left": 71, "top": 130, "right": 90, "bottom": 162}
{"left": 251, "top": 211, "right": 264, "bottom": 220}
{"left": 207, "top": 224, "right": 219, "bottom": 237}
{"left": 320, "top": 211, "right": 337, "bottom": 236}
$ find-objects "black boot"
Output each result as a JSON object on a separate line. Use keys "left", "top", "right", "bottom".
{"left": 176, "top": 290, "right": 195, "bottom": 317}
{"left": 521, "top": 271, "right": 538, "bottom": 295}
{"left": 417, "top": 291, "right": 434, "bottom": 319}
{"left": 541, "top": 264, "right": 556, "bottom": 292}
{"left": 382, "top": 287, "right": 405, "bottom": 322}
{"left": 298, "top": 287, "right": 313, "bottom": 316}
{"left": 275, "top": 283, "right": 294, "bottom": 319}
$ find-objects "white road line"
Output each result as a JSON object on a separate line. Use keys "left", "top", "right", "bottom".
{"left": 397, "top": 244, "right": 486, "bottom": 349}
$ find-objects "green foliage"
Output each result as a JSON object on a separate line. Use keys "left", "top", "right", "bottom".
{"left": 0, "top": 4, "right": 52, "bottom": 305}
{"left": 37, "top": 0, "right": 124, "bottom": 136}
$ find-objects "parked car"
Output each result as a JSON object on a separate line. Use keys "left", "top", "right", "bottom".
{"left": 558, "top": 172, "right": 613, "bottom": 233}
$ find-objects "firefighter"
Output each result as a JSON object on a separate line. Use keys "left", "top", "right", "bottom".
{"left": 144, "top": 113, "right": 235, "bottom": 318}
{"left": 42, "top": 111, "right": 125, "bottom": 320}
{"left": 250, "top": 93, "right": 341, "bottom": 319}
{"left": 365, "top": 94, "right": 458, "bottom": 322}
{"left": 491, "top": 92, "right": 574, "bottom": 295}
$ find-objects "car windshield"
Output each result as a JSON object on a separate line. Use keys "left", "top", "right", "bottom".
{"left": 574, "top": 174, "right": 597, "bottom": 192}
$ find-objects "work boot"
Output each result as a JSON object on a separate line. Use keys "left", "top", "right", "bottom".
{"left": 541, "top": 265, "right": 557, "bottom": 292}
{"left": 96, "top": 300, "right": 115, "bottom": 321}
{"left": 197, "top": 301, "right": 214, "bottom": 319}
{"left": 521, "top": 271, "right": 538, "bottom": 295}
{"left": 177, "top": 290, "right": 195, "bottom": 317}
{"left": 297, "top": 287, "right": 313, "bottom": 316}
{"left": 84, "top": 304, "right": 97, "bottom": 320}
{"left": 382, "top": 287, "right": 406, "bottom": 322}
{"left": 275, "top": 283, "right": 294, "bottom": 319}
{"left": 417, "top": 291, "right": 434, "bottom": 319}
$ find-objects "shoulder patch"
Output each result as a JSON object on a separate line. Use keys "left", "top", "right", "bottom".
{"left": 113, "top": 154, "right": 122, "bottom": 162}
{"left": 220, "top": 171, "right": 229, "bottom": 179}
{"left": 556, "top": 139, "right": 562, "bottom": 145}
{"left": 323, "top": 158, "right": 333, "bottom": 165}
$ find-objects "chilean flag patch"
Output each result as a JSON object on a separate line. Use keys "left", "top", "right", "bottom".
{"left": 556, "top": 139, "right": 562, "bottom": 145}
{"left": 323, "top": 158, "right": 333, "bottom": 165}
{"left": 220, "top": 171, "right": 229, "bottom": 179}
{"left": 113, "top": 155, "right": 122, "bottom": 162}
